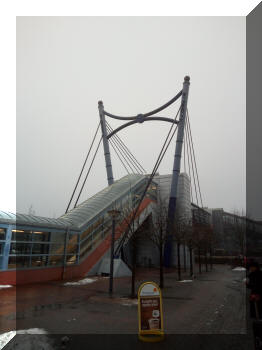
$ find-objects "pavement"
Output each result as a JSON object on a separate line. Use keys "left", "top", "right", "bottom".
{"left": 0, "top": 264, "right": 255, "bottom": 349}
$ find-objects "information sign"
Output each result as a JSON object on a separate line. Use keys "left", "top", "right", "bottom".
{"left": 138, "top": 281, "right": 164, "bottom": 342}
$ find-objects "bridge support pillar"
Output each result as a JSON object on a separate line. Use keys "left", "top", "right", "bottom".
{"left": 164, "top": 76, "right": 190, "bottom": 267}
{"left": 98, "top": 101, "right": 114, "bottom": 186}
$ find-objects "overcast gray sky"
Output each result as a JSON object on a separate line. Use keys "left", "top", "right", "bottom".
{"left": 16, "top": 16, "right": 246, "bottom": 219}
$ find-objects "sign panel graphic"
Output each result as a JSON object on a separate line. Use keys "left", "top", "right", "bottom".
{"left": 138, "top": 282, "right": 164, "bottom": 342}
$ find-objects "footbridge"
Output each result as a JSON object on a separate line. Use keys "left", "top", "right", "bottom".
{"left": 0, "top": 76, "right": 207, "bottom": 285}
{"left": 0, "top": 175, "right": 157, "bottom": 285}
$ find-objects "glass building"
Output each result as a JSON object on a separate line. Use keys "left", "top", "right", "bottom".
{"left": 0, "top": 174, "right": 157, "bottom": 284}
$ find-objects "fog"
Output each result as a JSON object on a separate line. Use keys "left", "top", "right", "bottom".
{"left": 16, "top": 16, "right": 246, "bottom": 218}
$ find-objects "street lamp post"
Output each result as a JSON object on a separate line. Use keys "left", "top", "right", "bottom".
{"left": 108, "top": 209, "right": 121, "bottom": 295}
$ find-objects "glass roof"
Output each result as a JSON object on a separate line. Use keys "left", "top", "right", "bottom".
{"left": 60, "top": 174, "right": 146, "bottom": 229}
{"left": 0, "top": 210, "right": 71, "bottom": 230}
{"left": 0, "top": 174, "right": 147, "bottom": 231}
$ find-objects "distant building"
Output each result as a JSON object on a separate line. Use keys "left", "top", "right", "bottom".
{"left": 207, "top": 208, "right": 262, "bottom": 257}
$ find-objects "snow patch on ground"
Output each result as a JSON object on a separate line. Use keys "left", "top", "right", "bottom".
{"left": 0, "top": 331, "right": 15, "bottom": 349}
{"left": 63, "top": 278, "right": 97, "bottom": 286}
{"left": 17, "top": 329, "right": 48, "bottom": 334}
{"left": 0, "top": 329, "right": 52, "bottom": 350}
{"left": 232, "top": 267, "right": 246, "bottom": 271}
{"left": 179, "top": 280, "right": 193, "bottom": 283}
{"left": 0, "top": 285, "right": 13, "bottom": 289}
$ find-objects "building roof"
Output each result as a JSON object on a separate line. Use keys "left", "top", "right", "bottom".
{"left": 0, "top": 210, "right": 71, "bottom": 230}
{"left": 60, "top": 174, "right": 146, "bottom": 230}
{"left": 0, "top": 174, "right": 147, "bottom": 232}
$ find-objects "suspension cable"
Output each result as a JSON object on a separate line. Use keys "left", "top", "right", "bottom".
{"left": 183, "top": 121, "right": 186, "bottom": 173}
{"left": 115, "top": 123, "right": 179, "bottom": 255}
{"left": 184, "top": 113, "right": 193, "bottom": 203}
{"left": 106, "top": 125, "right": 135, "bottom": 174}
{"left": 65, "top": 122, "right": 101, "bottom": 213}
{"left": 74, "top": 137, "right": 102, "bottom": 208}
{"left": 108, "top": 137, "right": 131, "bottom": 175}
{"left": 185, "top": 114, "right": 199, "bottom": 207}
{"left": 115, "top": 107, "right": 180, "bottom": 255}
{"left": 187, "top": 109, "right": 204, "bottom": 208}
{"left": 106, "top": 121, "right": 146, "bottom": 174}
{"left": 107, "top": 131, "right": 141, "bottom": 174}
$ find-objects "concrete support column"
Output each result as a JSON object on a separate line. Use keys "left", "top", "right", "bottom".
{"left": 98, "top": 101, "right": 114, "bottom": 186}
{"left": 164, "top": 76, "right": 190, "bottom": 267}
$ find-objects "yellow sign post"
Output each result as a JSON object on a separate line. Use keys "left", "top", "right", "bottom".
{"left": 138, "top": 281, "right": 164, "bottom": 342}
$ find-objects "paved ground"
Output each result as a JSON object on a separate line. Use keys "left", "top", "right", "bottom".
{"left": 0, "top": 264, "right": 254, "bottom": 349}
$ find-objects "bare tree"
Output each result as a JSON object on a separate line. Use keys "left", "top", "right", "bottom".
{"left": 183, "top": 219, "right": 194, "bottom": 277}
{"left": 143, "top": 198, "right": 169, "bottom": 289}
{"left": 192, "top": 223, "right": 213, "bottom": 274}
{"left": 201, "top": 225, "right": 213, "bottom": 272}
{"left": 118, "top": 194, "right": 142, "bottom": 298}
{"left": 192, "top": 223, "right": 204, "bottom": 274}
{"left": 230, "top": 210, "right": 246, "bottom": 257}
{"left": 173, "top": 216, "right": 192, "bottom": 281}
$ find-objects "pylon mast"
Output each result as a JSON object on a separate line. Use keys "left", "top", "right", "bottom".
{"left": 164, "top": 76, "right": 190, "bottom": 267}
{"left": 98, "top": 100, "right": 114, "bottom": 186}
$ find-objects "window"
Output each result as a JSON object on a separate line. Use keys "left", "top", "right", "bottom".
{"left": 0, "top": 228, "right": 6, "bottom": 240}
{"left": 32, "top": 243, "right": 49, "bottom": 255}
{"left": 49, "top": 231, "right": 65, "bottom": 244}
{"left": 12, "top": 230, "right": 32, "bottom": 241}
{"left": 48, "top": 243, "right": 64, "bottom": 255}
{"left": 32, "top": 231, "right": 50, "bottom": 242}
{"left": 48, "top": 255, "right": 63, "bottom": 266}
{"left": 8, "top": 256, "right": 30, "bottom": 269}
{"left": 66, "top": 255, "right": 77, "bottom": 265}
{"left": 5, "top": 227, "right": 80, "bottom": 269}
{"left": 31, "top": 255, "right": 48, "bottom": 267}
{"left": 10, "top": 243, "right": 31, "bottom": 255}
{"left": 67, "top": 244, "right": 78, "bottom": 254}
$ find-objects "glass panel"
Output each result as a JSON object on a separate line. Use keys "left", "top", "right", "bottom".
{"left": 66, "top": 234, "right": 78, "bottom": 253}
{"left": 0, "top": 228, "right": 6, "bottom": 240}
{"left": 32, "top": 231, "right": 50, "bottom": 242}
{"left": 0, "top": 242, "right": 3, "bottom": 254}
{"left": 32, "top": 243, "right": 49, "bottom": 255}
{"left": 81, "top": 218, "right": 104, "bottom": 241}
{"left": 48, "top": 255, "right": 63, "bottom": 266}
{"left": 67, "top": 244, "right": 78, "bottom": 254}
{"left": 80, "top": 235, "right": 93, "bottom": 259}
{"left": 49, "top": 231, "right": 65, "bottom": 244}
{"left": 81, "top": 224, "right": 94, "bottom": 241}
{"left": 10, "top": 242, "right": 31, "bottom": 255}
{"left": 31, "top": 255, "right": 48, "bottom": 267}
{"left": 49, "top": 243, "right": 64, "bottom": 255}
{"left": 8, "top": 256, "right": 30, "bottom": 269}
{"left": 66, "top": 254, "right": 77, "bottom": 265}
{"left": 12, "top": 230, "right": 32, "bottom": 241}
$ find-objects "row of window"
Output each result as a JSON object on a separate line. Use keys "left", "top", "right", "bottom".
{"left": 78, "top": 185, "right": 150, "bottom": 261}
{"left": 9, "top": 242, "right": 78, "bottom": 255}
{"left": 8, "top": 254, "right": 78, "bottom": 269}
{"left": 1, "top": 179, "right": 156, "bottom": 269}
{"left": 0, "top": 228, "right": 67, "bottom": 243}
